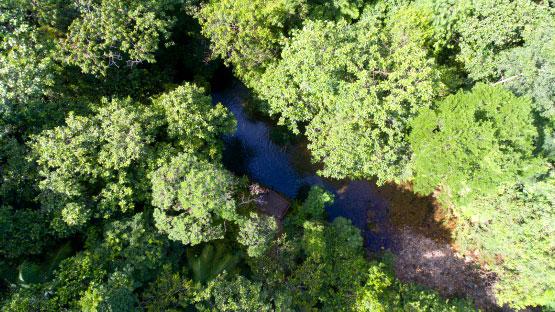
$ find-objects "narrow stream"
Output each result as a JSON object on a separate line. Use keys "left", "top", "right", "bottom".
{"left": 214, "top": 82, "right": 391, "bottom": 252}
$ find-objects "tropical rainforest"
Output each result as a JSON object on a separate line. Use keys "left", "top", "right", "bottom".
{"left": 0, "top": 0, "right": 554, "bottom": 311}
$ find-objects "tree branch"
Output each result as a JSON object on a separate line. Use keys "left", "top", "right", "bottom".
{"left": 493, "top": 74, "right": 522, "bottom": 85}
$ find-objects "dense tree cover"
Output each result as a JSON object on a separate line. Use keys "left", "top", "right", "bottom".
{"left": 151, "top": 152, "right": 240, "bottom": 245}
{"left": 152, "top": 83, "right": 236, "bottom": 157}
{"left": 141, "top": 187, "right": 474, "bottom": 311}
{"left": 196, "top": 0, "right": 369, "bottom": 85}
{"left": 497, "top": 17, "right": 555, "bottom": 122}
{"left": 452, "top": 0, "right": 549, "bottom": 81}
{"left": 60, "top": 0, "right": 175, "bottom": 76}
{"left": 31, "top": 98, "right": 156, "bottom": 234}
{"left": 255, "top": 3, "right": 447, "bottom": 182}
{"left": 197, "top": 0, "right": 308, "bottom": 85}
{"left": 457, "top": 173, "right": 555, "bottom": 308}
{"left": 0, "top": 10, "right": 58, "bottom": 128}
{"left": 197, "top": 0, "right": 555, "bottom": 309}
{"left": 0, "top": 206, "right": 48, "bottom": 259}
{"left": 1, "top": 0, "right": 555, "bottom": 310}
{"left": 1, "top": 186, "right": 472, "bottom": 311}
{"left": 409, "top": 84, "right": 554, "bottom": 308}
{"left": 409, "top": 84, "right": 542, "bottom": 207}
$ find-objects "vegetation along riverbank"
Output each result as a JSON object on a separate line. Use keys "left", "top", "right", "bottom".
{"left": 0, "top": 0, "right": 553, "bottom": 311}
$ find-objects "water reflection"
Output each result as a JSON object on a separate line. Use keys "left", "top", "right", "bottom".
{"left": 214, "top": 82, "right": 391, "bottom": 252}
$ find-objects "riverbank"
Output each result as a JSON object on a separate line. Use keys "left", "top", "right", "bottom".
{"left": 215, "top": 80, "right": 501, "bottom": 311}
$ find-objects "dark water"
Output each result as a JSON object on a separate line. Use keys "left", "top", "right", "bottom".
{"left": 214, "top": 83, "right": 391, "bottom": 252}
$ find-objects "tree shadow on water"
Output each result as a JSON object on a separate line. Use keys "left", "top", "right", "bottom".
{"left": 222, "top": 136, "right": 252, "bottom": 176}
{"left": 375, "top": 182, "right": 455, "bottom": 244}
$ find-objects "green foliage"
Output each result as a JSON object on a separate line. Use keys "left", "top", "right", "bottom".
{"left": 246, "top": 190, "right": 367, "bottom": 310}
{"left": 411, "top": 83, "right": 554, "bottom": 308}
{"left": 0, "top": 286, "right": 45, "bottom": 312}
{"left": 457, "top": 173, "right": 555, "bottom": 309}
{"left": 31, "top": 98, "right": 155, "bottom": 234}
{"left": 498, "top": 17, "right": 555, "bottom": 121}
{"left": 409, "top": 84, "right": 541, "bottom": 209}
{"left": 244, "top": 234, "right": 299, "bottom": 294}
{"left": 543, "top": 125, "right": 555, "bottom": 161}
{"left": 257, "top": 3, "right": 446, "bottom": 182}
{"left": 4, "top": 0, "right": 552, "bottom": 310}
{"left": 355, "top": 261, "right": 475, "bottom": 311}
{"left": 0, "top": 138, "right": 37, "bottom": 206}
{"left": 197, "top": 0, "right": 307, "bottom": 84}
{"left": 0, "top": 206, "right": 47, "bottom": 259}
{"left": 308, "top": 0, "right": 366, "bottom": 20}
{"left": 0, "top": 4, "right": 86, "bottom": 140}
{"left": 199, "top": 273, "right": 271, "bottom": 312}
{"left": 15, "top": 243, "right": 74, "bottom": 287}
{"left": 45, "top": 251, "right": 109, "bottom": 310}
{"left": 454, "top": 0, "right": 551, "bottom": 80}
{"left": 290, "top": 217, "right": 367, "bottom": 309}
{"left": 144, "top": 270, "right": 271, "bottom": 311}
{"left": 237, "top": 212, "right": 278, "bottom": 257}
{"left": 17, "top": 261, "right": 44, "bottom": 285}
{"left": 244, "top": 190, "right": 473, "bottom": 311}
{"left": 0, "top": 242, "right": 73, "bottom": 292}
{"left": 60, "top": 0, "right": 174, "bottom": 76}
{"left": 0, "top": 8, "right": 58, "bottom": 124}
{"left": 2, "top": 213, "right": 169, "bottom": 311}
{"left": 187, "top": 243, "right": 240, "bottom": 284}
{"left": 100, "top": 214, "right": 168, "bottom": 284}
{"left": 26, "top": 0, "right": 79, "bottom": 32}
{"left": 151, "top": 152, "right": 240, "bottom": 245}
{"left": 79, "top": 272, "right": 138, "bottom": 312}
{"left": 141, "top": 265, "right": 195, "bottom": 311}
{"left": 152, "top": 82, "right": 236, "bottom": 159}
{"left": 30, "top": 82, "right": 233, "bottom": 234}
{"left": 297, "top": 185, "right": 333, "bottom": 222}
{"left": 355, "top": 262, "right": 396, "bottom": 312}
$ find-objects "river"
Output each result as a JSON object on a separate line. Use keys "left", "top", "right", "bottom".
{"left": 214, "top": 81, "right": 502, "bottom": 310}
{"left": 214, "top": 82, "right": 391, "bottom": 252}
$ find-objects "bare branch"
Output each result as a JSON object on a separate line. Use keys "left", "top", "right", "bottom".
{"left": 493, "top": 74, "right": 522, "bottom": 85}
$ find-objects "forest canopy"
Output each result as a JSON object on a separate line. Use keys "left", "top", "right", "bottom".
{"left": 1, "top": 0, "right": 554, "bottom": 311}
